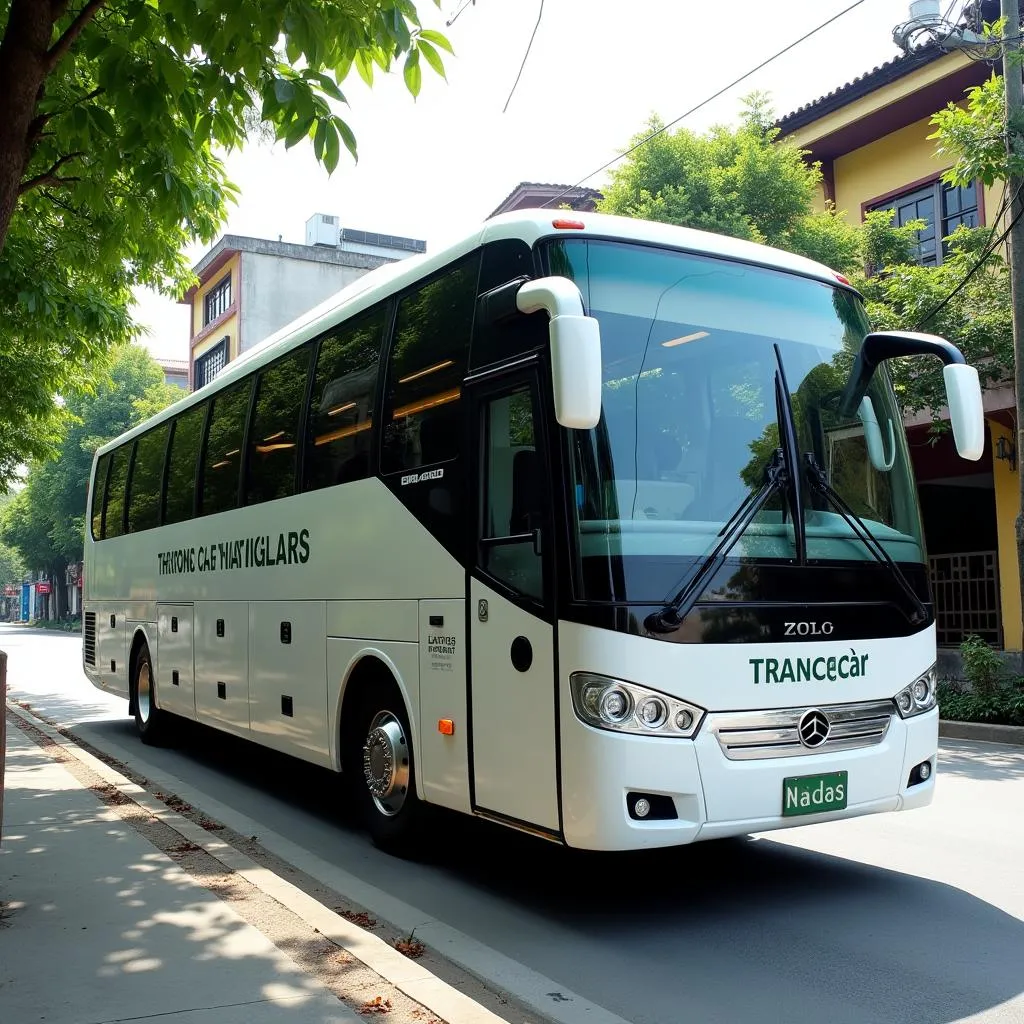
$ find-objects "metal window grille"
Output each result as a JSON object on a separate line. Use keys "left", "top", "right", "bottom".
{"left": 195, "top": 338, "right": 228, "bottom": 389}
{"left": 928, "top": 550, "right": 1001, "bottom": 647}
{"left": 203, "top": 274, "right": 232, "bottom": 325}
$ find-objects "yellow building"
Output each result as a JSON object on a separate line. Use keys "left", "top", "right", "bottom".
{"left": 778, "top": 29, "right": 1019, "bottom": 651}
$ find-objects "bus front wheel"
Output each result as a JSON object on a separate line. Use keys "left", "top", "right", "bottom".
{"left": 131, "top": 642, "right": 168, "bottom": 746}
{"left": 346, "top": 683, "right": 424, "bottom": 854}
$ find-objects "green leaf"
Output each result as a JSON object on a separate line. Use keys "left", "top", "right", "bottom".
{"left": 335, "top": 117, "right": 358, "bottom": 161}
{"left": 284, "top": 114, "right": 314, "bottom": 149}
{"left": 274, "top": 78, "right": 296, "bottom": 104}
{"left": 418, "top": 40, "right": 446, "bottom": 79}
{"left": 88, "top": 106, "right": 117, "bottom": 138}
{"left": 354, "top": 51, "right": 374, "bottom": 86}
{"left": 334, "top": 54, "right": 354, "bottom": 83}
{"left": 313, "top": 117, "right": 327, "bottom": 162}
{"left": 323, "top": 122, "right": 340, "bottom": 173}
{"left": 418, "top": 28, "right": 454, "bottom": 54}
{"left": 313, "top": 72, "right": 346, "bottom": 103}
{"left": 403, "top": 49, "right": 421, "bottom": 98}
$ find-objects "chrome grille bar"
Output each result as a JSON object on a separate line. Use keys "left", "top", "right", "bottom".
{"left": 711, "top": 699, "right": 893, "bottom": 760}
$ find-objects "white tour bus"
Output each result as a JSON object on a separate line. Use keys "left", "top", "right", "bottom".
{"left": 82, "top": 210, "right": 984, "bottom": 853}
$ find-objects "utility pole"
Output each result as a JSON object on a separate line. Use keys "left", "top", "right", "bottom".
{"left": 1003, "top": 0, "right": 1024, "bottom": 643}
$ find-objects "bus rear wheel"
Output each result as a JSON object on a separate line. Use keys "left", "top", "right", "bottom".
{"left": 132, "top": 643, "right": 168, "bottom": 746}
{"left": 346, "top": 684, "right": 424, "bottom": 855}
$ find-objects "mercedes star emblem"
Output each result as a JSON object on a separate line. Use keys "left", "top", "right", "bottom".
{"left": 798, "top": 708, "right": 831, "bottom": 748}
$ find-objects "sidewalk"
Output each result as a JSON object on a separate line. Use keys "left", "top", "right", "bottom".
{"left": 0, "top": 719, "right": 360, "bottom": 1024}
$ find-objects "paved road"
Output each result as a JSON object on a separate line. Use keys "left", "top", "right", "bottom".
{"left": 4, "top": 624, "right": 1023, "bottom": 1024}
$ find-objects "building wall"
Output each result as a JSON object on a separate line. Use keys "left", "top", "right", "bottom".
{"left": 828, "top": 115, "right": 1002, "bottom": 233}
{"left": 989, "top": 419, "right": 1022, "bottom": 650}
{"left": 239, "top": 252, "right": 373, "bottom": 352}
{"left": 190, "top": 252, "right": 241, "bottom": 376}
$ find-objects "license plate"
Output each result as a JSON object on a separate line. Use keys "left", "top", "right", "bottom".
{"left": 782, "top": 771, "right": 848, "bottom": 817}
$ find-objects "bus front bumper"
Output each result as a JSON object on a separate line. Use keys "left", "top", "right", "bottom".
{"left": 559, "top": 704, "right": 938, "bottom": 851}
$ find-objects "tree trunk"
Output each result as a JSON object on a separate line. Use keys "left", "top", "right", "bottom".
{"left": 0, "top": 1, "right": 54, "bottom": 255}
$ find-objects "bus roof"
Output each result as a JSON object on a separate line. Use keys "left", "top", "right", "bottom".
{"left": 97, "top": 209, "right": 847, "bottom": 456}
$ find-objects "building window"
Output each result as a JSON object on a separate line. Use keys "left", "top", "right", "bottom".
{"left": 203, "top": 274, "right": 232, "bottom": 325}
{"left": 195, "top": 337, "right": 228, "bottom": 389}
{"left": 869, "top": 180, "right": 979, "bottom": 266}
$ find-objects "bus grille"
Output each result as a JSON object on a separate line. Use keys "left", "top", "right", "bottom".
{"left": 709, "top": 700, "right": 894, "bottom": 760}
{"left": 84, "top": 612, "right": 96, "bottom": 666}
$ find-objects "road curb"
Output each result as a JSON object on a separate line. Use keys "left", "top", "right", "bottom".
{"left": 6, "top": 700, "right": 631, "bottom": 1024}
{"left": 939, "top": 719, "right": 1024, "bottom": 746}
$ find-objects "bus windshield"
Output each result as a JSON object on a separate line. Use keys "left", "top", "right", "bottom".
{"left": 545, "top": 237, "right": 924, "bottom": 604}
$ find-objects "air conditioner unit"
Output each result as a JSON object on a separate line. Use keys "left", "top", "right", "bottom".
{"left": 305, "top": 213, "right": 340, "bottom": 247}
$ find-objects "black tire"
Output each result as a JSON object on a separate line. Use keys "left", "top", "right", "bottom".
{"left": 344, "top": 681, "right": 425, "bottom": 855}
{"left": 131, "top": 642, "right": 169, "bottom": 746}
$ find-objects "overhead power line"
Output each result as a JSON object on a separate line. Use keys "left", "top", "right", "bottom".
{"left": 503, "top": 0, "right": 544, "bottom": 113}
{"left": 540, "top": 0, "right": 869, "bottom": 209}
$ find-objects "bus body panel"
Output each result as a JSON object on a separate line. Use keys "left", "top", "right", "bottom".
{"left": 417, "top": 598, "right": 471, "bottom": 814}
{"left": 92, "top": 604, "right": 129, "bottom": 699}
{"left": 556, "top": 619, "right": 938, "bottom": 851}
{"left": 469, "top": 578, "right": 558, "bottom": 832}
{"left": 556, "top": 619, "right": 936, "bottom": 712}
{"left": 194, "top": 601, "right": 250, "bottom": 738}
{"left": 250, "top": 600, "right": 331, "bottom": 767}
{"left": 157, "top": 604, "right": 196, "bottom": 720}
{"left": 327, "top": 638, "right": 421, "bottom": 777}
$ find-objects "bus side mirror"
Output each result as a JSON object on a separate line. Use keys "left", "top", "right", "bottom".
{"left": 516, "top": 276, "right": 602, "bottom": 430}
{"left": 840, "top": 330, "right": 984, "bottom": 461}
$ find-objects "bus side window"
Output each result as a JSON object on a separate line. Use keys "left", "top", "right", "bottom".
{"left": 128, "top": 424, "right": 169, "bottom": 533}
{"left": 246, "top": 345, "right": 312, "bottom": 506}
{"left": 164, "top": 403, "right": 206, "bottom": 525}
{"left": 479, "top": 388, "right": 543, "bottom": 602}
{"left": 102, "top": 443, "right": 132, "bottom": 540}
{"left": 305, "top": 308, "right": 385, "bottom": 491}
{"left": 91, "top": 452, "right": 111, "bottom": 540}
{"left": 470, "top": 239, "right": 547, "bottom": 370}
{"left": 200, "top": 380, "right": 252, "bottom": 518}
{"left": 381, "top": 254, "right": 480, "bottom": 475}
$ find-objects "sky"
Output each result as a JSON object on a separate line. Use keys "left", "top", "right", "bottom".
{"left": 134, "top": 0, "right": 962, "bottom": 362}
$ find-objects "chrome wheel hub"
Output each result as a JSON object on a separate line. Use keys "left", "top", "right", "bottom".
{"left": 137, "top": 662, "right": 152, "bottom": 724}
{"left": 362, "top": 711, "right": 409, "bottom": 817}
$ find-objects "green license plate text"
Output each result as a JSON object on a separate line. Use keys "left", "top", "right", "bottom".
{"left": 782, "top": 771, "right": 848, "bottom": 817}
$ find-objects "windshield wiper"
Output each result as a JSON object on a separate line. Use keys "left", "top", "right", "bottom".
{"left": 645, "top": 444, "right": 791, "bottom": 634}
{"left": 647, "top": 352, "right": 807, "bottom": 634}
{"left": 803, "top": 453, "right": 928, "bottom": 626}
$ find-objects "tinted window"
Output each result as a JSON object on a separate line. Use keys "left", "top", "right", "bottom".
{"left": 246, "top": 346, "right": 311, "bottom": 506}
{"left": 200, "top": 380, "right": 252, "bottom": 517}
{"left": 91, "top": 453, "right": 110, "bottom": 540}
{"left": 305, "top": 309, "right": 385, "bottom": 490}
{"left": 381, "top": 254, "right": 479, "bottom": 474}
{"left": 127, "top": 425, "right": 169, "bottom": 533}
{"left": 164, "top": 404, "right": 206, "bottom": 525}
{"left": 480, "top": 388, "right": 543, "bottom": 600}
{"left": 471, "top": 240, "right": 546, "bottom": 370}
{"left": 102, "top": 444, "right": 131, "bottom": 539}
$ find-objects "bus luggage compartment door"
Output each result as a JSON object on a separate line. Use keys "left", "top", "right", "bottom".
{"left": 157, "top": 604, "right": 195, "bottom": 721}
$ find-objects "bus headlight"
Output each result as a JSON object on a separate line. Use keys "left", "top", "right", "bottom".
{"left": 893, "top": 665, "right": 937, "bottom": 719}
{"left": 570, "top": 673, "right": 705, "bottom": 738}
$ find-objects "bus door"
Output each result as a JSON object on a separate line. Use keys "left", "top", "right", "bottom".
{"left": 467, "top": 368, "right": 559, "bottom": 835}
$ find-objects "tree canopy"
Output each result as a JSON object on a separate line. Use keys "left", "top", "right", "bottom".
{"left": 0, "top": 0, "right": 450, "bottom": 485}
{"left": 1, "top": 345, "right": 185, "bottom": 612}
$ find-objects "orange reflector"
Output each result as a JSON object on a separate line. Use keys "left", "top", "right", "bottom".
{"left": 438, "top": 719, "right": 455, "bottom": 736}
{"left": 834, "top": 272, "right": 851, "bottom": 285}
{"left": 552, "top": 218, "right": 585, "bottom": 230}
